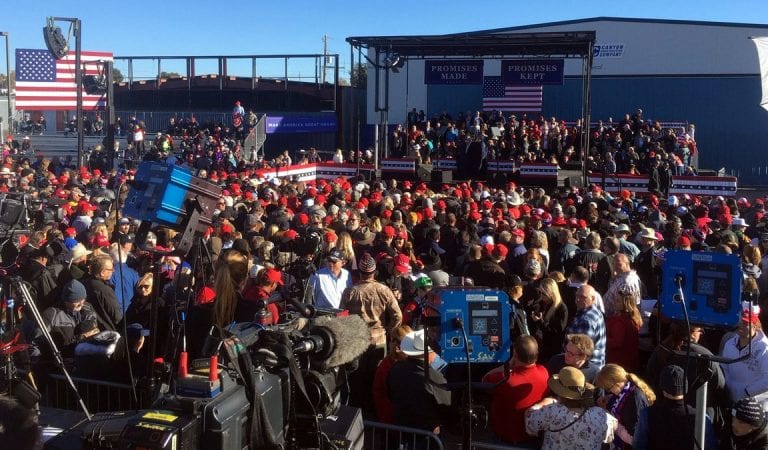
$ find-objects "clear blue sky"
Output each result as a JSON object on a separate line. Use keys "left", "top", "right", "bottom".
{"left": 2, "top": 0, "right": 767, "bottom": 81}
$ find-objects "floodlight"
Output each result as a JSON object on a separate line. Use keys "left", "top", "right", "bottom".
{"left": 43, "top": 25, "right": 68, "bottom": 59}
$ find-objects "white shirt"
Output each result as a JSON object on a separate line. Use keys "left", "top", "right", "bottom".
{"left": 308, "top": 267, "right": 352, "bottom": 309}
{"left": 526, "top": 403, "right": 618, "bottom": 450}
{"left": 721, "top": 330, "right": 768, "bottom": 408}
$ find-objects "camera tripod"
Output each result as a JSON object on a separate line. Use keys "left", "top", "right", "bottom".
{"left": 6, "top": 277, "right": 92, "bottom": 419}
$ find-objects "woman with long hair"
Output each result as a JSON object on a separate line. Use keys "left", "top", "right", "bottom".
{"left": 605, "top": 292, "right": 642, "bottom": 372}
{"left": 335, "top": 231, "right": 357, "bottom": 271}
{"left": 596, "top": 364, "right": 656, "bottom": 449}
{"left": 529, "top": 230, "right": 550, "bottom": 272}
{"left": 528, "top": 277, "right": 569, "bottom": 363}
{"left": 213, "top": 250, "right": 250, "bottom": 329}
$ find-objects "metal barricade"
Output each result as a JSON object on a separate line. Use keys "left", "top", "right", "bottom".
{"left": 40, "top": 373, "right": 143, "bottom": 413}
{"left": 470, "top": 441, "right": 532, "bottom": 450}
{"left": 363, "top": 420, "right": 444, "bottom": 450}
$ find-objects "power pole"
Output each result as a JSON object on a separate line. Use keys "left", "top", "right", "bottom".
{"left": 322, "top": 34, "right": 328, "bottom": 84}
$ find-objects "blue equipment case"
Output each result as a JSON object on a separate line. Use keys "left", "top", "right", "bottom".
{"left": 122, "top": 161, "right": 222, "bottom": 232}
{"left": 437, "top": 289, "right": 512, "bottom": 364}
{"left": 660, "top": 250, "right": 743, "bottom": 327}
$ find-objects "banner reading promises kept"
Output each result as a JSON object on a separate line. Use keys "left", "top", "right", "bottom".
{"left": 424, "top": 60, "right": 484, "bottom": 85}
{"left": 501, "top": 59, "right": 564, "bottom": 85}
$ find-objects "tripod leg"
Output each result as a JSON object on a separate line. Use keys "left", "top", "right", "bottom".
{"left": 13, "top": 279, "right": 91, "bottom": 420}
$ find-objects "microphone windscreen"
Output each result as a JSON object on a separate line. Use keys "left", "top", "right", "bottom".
{"left": 314, "top": 315, "right": 371, "bottom": 370}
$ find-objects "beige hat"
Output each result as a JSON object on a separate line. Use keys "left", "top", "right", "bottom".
{"left": 638, "top": 228, "right": 658, "bottom": 240}
{"left": 68, "top": 243, "right": 92, "bottom": 267}
{"left": 548, "top": 366, "right": 594, "bottom": 401}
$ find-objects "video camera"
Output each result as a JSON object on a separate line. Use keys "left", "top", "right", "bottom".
{"left": 44, "top": 313, "right": 368, "bottom": 450}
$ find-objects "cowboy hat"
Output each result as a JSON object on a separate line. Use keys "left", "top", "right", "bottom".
{"left": 399, "top": 329, "right": 429, "bottom": 356}
{"left": 638, "top": 228, "right": 658, "bottom": 240}
{"left": 548, "top": 366, "right": 594, "bottom": 401}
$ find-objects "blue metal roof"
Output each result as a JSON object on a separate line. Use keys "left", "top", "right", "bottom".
{"left": 457, "top": 16, "right": 768, "bottom": 36}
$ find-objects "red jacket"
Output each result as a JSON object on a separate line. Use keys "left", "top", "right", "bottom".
{"left": 483, "top": 364, "right": 549, "bottom": 444}
{"left": 606, "top": 314, "right": 640, "bottom": 372}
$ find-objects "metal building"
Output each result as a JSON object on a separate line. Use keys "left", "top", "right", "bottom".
{"left": 363, "top": 17, "right": 768, "bottom": 185}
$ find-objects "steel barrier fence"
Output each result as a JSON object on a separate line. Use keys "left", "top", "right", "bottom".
{"left": 363, "top": 420, "right": 444, "bottom": 450}
{"left": 40, "top": 373, "right": 144, "bottom": 413}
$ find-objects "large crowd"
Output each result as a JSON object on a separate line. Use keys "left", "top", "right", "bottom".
{"left": 1, "top": 104, "right": 767, "bottom": 450}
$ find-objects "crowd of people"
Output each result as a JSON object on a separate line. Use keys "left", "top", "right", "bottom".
{"left": 391, "top": 108, "right": 697, "bottom": 180}
{"left": 1, "top": 103, "right": 767, "bottom": 450}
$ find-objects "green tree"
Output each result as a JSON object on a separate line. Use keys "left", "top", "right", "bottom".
{"left": 111, "top": 67, "right": 124, "bottom": 83}
{"left": 0, "top": 70, "right": 15, "bottom": 90}
{"left": 159, "top": 71, "right": 182, "bottom": 79}
{"left": 350, "top": 63, "right": 367, "bottom": 88}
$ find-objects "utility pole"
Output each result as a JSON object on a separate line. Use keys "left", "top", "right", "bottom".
{"left": 322, "top": 34, "right": 328, "bottom": 84}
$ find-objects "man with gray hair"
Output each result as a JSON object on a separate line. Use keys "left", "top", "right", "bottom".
{"left": 564, "top": 284, "right": 606, "bottom": 368}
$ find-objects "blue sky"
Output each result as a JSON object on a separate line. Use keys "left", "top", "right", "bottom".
{"left": 2, "top": 0, "right": 768, "bottom": 81}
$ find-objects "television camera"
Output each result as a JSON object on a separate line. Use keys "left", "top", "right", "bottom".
{"left": 43, "top": 312, "right": 369, "bottom": 450}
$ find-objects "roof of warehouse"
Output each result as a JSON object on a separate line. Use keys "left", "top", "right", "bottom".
{"left": 464, "top": 16, "right": 768, "bottom": 35}
{"left": 346, "top": 31, "right": 595, "bottom": 59}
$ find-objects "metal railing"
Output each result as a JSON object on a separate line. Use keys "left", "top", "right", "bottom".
{"left": 40, "top": 373, "right": 144, "bottom": 413}
{"left": 363, "top": 420, "right": 444, "bottom": 450}
{"left": 114, "top": 110, "right": 235, "bottom": 134}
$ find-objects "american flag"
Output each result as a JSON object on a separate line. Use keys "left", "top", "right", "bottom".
{"left": 15, "top": 49, "right": 113, "bottom": 111}
{"left": 482, "top": 76, "right": 542, "bottom": 112}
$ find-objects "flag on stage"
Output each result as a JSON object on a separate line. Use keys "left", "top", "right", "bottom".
{"left": 15, "top": 49, "right": 114, "bottom": 111}
{"left": 751, "top": 37, "right": 768, "bottom": 111}
{"left": 482, "top": 76, "right": 542, "bottom": 112}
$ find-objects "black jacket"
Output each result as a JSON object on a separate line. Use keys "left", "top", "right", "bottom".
{"left": 81, "top": 276, "right": 123, "bottom": 332}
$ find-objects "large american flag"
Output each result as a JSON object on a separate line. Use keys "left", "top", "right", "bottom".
{"left": 15, "top": 49, "right": 113, "bottom": 111}
{"left": 482, "top": 76, "right": 542, "bottom": 112}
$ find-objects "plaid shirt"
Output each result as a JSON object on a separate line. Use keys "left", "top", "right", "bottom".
{"left": 565, "top": 305, "right": 606, "bottom": 368}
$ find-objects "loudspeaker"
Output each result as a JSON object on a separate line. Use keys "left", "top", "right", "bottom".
{"left": 417, "top": 164, "right": 433, "bottom": 181}
{"left": 431, "top": 170, "right": 452, "bottom": 184}
{"left": 564, "top": 175, "right": 584, "bottom": 189}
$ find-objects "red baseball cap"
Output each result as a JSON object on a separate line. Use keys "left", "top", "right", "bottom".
{"left": 265, "top": 268, "right": 284, "bottom": 286}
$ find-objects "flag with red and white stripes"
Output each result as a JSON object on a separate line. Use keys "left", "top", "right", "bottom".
{"left": 482, "top": 76, "right": 542, "bottom": 112}
{"left": 15, "top": 49, "right": 113, "bottom": 111}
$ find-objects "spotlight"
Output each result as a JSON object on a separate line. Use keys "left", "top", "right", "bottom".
{"left": 83, "top": 75, "right": 107, "bottom": 95}
{"left": 383, "top": 54, "right": 406, "bottom": 73}
{"left": 43, "top": 25, "right": 68, "bottom": 59}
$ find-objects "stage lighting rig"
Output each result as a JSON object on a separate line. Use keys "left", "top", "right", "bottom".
{"left": 43, "top": 18, "right": 69, "bottom": 59}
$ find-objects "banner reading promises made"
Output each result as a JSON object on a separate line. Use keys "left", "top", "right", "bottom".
{"left": 424, "top": 60, "right": 484, "bottom": 85}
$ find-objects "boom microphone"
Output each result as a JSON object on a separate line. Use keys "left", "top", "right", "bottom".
{"left": 293, "top": 315, "right": 371, "bottom": 371}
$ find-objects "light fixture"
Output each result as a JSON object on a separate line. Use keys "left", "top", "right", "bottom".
{"left": 43, "top": 19, "right": 69, "bottom": 59}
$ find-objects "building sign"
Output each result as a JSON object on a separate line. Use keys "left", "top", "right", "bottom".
{"left": 424, "top": 60, "right": 484, "bottom": 84}
{"left": 265, "top": 114, "right": 337, "bottom": 134}
{"left": 593, "top": 43, "right": 626, "bottom": 58}
{"left": 501, "top": 59, "right": 564, "bottom": 85}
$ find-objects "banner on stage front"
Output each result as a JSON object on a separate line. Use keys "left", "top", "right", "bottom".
{"left": 265, "top": 114, "right": 337, "bottom": 134}
{"left": 424, "top": 60, "right": 484, "bottom": 85}
{"left": 501, "top": 59, "right": 564, "bottom": 85}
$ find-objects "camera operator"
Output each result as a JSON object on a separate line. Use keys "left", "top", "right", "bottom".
{"left": 306, "top": 248, "right": 351, "bottom": 309}
{"left": 239, "top": 266, "right": 282, "bottom": 325}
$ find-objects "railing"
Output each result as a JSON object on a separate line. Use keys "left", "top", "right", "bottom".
{"left": 114, "top": 111, "right": 235, "bottom": 134}
{"left": 363, "top": 421, "right": 444, "bottom": 450}
{"left": 243, "top": 113, "right": 268, "bottom": 161}
{"left": 40, "top": 373, "right": 144, "bottom": 413}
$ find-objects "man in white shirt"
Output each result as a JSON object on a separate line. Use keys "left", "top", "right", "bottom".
{"left": 306, "top": 248, "right": 352, "bottom": 309}
{"left": 721, "top": 304, "right": 768, "bottom": 410}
